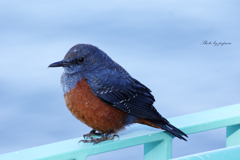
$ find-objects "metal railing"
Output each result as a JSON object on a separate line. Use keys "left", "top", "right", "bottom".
{"left": 1, "top": 104, "right": 240, "bottom": 160}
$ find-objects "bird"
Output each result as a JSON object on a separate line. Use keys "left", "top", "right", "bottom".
{"left": 48, "top": 44, "right": 187, "bottom": 143}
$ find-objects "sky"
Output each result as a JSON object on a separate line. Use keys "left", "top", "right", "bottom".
{"left": 0, "top": 0, "right": 240, "bottom": 159}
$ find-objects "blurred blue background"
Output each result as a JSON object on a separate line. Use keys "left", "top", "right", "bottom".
{"left": 0, "top": 0, "right": 239, "bottom": 159}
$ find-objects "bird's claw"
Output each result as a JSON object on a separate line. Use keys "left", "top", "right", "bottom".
{"left": 82, "top": 130, "right": 102, "bottom": 139}
{"left": 79, "top": 131, "right": 119, "bottom": 144}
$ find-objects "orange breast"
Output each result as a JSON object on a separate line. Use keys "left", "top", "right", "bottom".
{"left": 64, "top": 78, "right": 128, "bottom": 133}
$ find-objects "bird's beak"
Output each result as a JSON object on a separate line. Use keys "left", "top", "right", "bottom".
{"left": 48, "top": 60, "right": 68, "bottom": 68}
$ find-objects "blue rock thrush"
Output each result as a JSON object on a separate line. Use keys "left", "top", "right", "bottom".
{"left": 48, "top": 44, "right": 187, "bottom": 143}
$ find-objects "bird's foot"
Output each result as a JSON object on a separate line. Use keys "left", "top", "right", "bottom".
{"left": 79, "top": 131, "right": 119, "bottom": 144}
{"left": 82, "top": 130, "right": 102, "bottom": 139}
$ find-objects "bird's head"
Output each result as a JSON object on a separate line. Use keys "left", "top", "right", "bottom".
{"left": 48, "top": 44, "right": 110, "bottom": 74}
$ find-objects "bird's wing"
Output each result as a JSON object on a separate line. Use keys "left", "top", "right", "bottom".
{"left": 86, "top": 68, "right": 162, "bottom": 120}
{"left": 87, "top": 68, "right": 188, "bottom": 140}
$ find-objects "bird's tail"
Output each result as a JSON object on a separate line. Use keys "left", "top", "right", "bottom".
{"left": 137, "top": 118, "right": 188, "bottom": 141}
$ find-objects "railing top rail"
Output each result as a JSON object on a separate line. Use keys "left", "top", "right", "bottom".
{"left": 1, "top": 104, "right": 240, "bottom": 160}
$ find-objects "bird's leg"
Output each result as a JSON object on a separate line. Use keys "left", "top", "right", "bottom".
{"left": 79, "top": 130, "right": 119, "bottom": 144}
{"left": 82, "top": 130, "right": 102, "bottom": 139}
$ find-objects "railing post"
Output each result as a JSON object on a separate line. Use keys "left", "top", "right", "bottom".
{"left": 226, "top": 124, "right": 240, "bottom": 147}
{"left": 144, "top": 137, "right": 172, "bottom": 160}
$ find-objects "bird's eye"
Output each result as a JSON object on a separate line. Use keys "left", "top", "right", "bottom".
{"left": 77, "top": 57, "right": 85, "bottom": 63}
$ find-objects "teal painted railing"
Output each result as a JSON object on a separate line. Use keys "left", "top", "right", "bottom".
{"left": 1, "top": 104, "right": 240, "bottom": 160}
